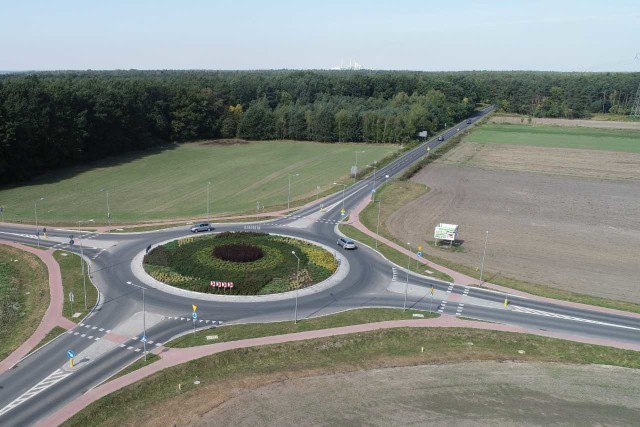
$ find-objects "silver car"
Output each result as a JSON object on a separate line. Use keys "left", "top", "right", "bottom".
{"left": 190, "top": 223, "right": 213, "bottom": 233}
{"left": 337, "top": 237, "right": 357, "bottom": 249}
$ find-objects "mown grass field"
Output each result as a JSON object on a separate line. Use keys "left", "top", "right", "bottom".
{"left": 0, "top": 245, "right": 49, "bottom": 362}
{"left": 468, "top": 123, "right": 640, "bottom": 152}
{"left": 0, "top": 141, "right": 397, "bottom": 225}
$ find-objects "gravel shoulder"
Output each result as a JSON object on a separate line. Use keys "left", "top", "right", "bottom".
{"left": 193, "top": 362, "right": 640, "bottom": 427}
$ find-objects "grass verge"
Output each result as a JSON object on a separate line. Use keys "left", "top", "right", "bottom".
{"left": 109, "top": 353, "right": 161, "bottom": 381}
{"left": 339, "top": 225, "right": 453, "bottom": 283}
{"left": 30, "top": 326, "right": 67, "bottom": 354}
{"left": 0, "top": 245, "right": 49, "bottom": 362}
{"left": 168, "top": 308, "right": 438, "bottom": 348}
{"left": 54, "top": 251, "right": 99, "bottom": 322}
{"left": 63, "top": 327, "right": 640, "bottom": 427}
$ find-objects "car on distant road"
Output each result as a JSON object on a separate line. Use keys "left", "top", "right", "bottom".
{"left": 466, "top": 119, "right": 472, "bottom": 124}
{"left": 190, "top": 223, "right": 214, "bottom": 232}
{"left": 437, "top": 136, "right": 444, "bottom": 141}
{"left": 337, "top": 237, "right": 357, "bottom": 249}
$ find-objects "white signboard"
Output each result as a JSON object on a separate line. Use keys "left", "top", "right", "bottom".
{"left": 434, "top": 223, "right": 458, "bottom": 241}
{"left": 418, "top": 130, "right": 428, "bottom": 138}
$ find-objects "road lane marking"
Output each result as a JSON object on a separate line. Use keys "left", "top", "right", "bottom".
{"left": 512, "top": 306, "right": 640, "bottom": 331}
{"left": 0, "top": 369, "right": 72, "bottom": 417}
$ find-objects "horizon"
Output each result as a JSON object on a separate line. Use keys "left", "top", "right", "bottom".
{"left": 1, "top": 0, "right": 638, "bottom": 72}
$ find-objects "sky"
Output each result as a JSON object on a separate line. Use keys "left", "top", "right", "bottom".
{"left": 0, "top": 0, "right": 639, "bottom": 71}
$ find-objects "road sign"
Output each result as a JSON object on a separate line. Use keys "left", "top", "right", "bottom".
{"left": 192, "top": 312, "right": 198, "bottom": 320}
{"left": 0, "top": 207, "right": 3, "bottom": 212}
{"left": 417, "top": 245, "right": 422, "bottom": 251}
{"left": 430, "top": 286, "right": 435, "bottom": 295}
{"left": 67, "top": 350, "right": 75, "bottom": 359}
{"left": 350, "top": 165, "right": 357, "bottom": 176}
{"left": 141, "top": 335, "right": 147, "bottom": 343}
{"left": 68, "top": 291, "right": 74, "bottom": 302}
{"left": 417, "top": 251, "right": 423, "bottom": 257}
{"left": 192, "top": 304, "right": 197, "bottom": 312}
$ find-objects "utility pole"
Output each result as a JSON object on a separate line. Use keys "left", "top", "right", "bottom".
{"left": 78, "top": 219, "right": 95, "bottom": 309}
{"left": 291, "top": 251, "right": 300, "bottom": 324}
{"left": 403, "top": 242, "right": 411, "bottom": 311}
{"left": 479, "top": 230, "right": 489, "bottom": 286}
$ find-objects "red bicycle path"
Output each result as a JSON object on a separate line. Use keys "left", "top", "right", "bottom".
{"left": 0, "top": 242, "right": 76, "bottom": 375}
{"left": 37, "top": 314, "right": 640, "bottom": 427}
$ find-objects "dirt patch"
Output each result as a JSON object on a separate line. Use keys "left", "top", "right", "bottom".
{"left": 491, "top": 115, "right": 640, "bottom": 130}
{"left": 191, "top": 362, "right": 640, "bottom": 426}
{"left": 386, "top": 162, "right": 640, "bottom": 303}
{"left": 443, "top": 141, "right": 640, "bottom": 181}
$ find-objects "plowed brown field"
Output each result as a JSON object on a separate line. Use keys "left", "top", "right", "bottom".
{"left": 386, "top": 142, "right": 640, "bottom": 303}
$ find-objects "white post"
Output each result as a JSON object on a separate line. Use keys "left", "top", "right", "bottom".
{"left": 34, "top": 200, "right": 40, "bottom": 249}
{"left": 404, "top": 242, "right": 411, "bottom": 311}
{"left": 479, "top": 230, "right": 488, "bottom": 286}
{"left": 106, "top": 190, "right": 111, "bottom": 232}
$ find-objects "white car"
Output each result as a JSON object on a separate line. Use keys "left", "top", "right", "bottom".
{"left": 337, "top": 237, "right": 357, "bottom": 249}
{"left": 190, "top": 223, "right": 214, "bottom": 233}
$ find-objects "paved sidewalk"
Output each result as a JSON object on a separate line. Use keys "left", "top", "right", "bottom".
{"left": 0, "top": 242, "right": 76, "bottom": 375}
{"left": 38, "top": 314, "right": 640, "bottom": 427}
{"left": 345, "top": 194, "right": 640, "bottom": 320}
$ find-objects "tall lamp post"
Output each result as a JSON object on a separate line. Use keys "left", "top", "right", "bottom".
{"left": 333, "top": 182, "right": 347, "bottom": 211}
{"left": 206, "top": 181, "right": 212, "bottom": 222}
{"left": 287, "top": 173, "right": 299, "bottom": 211}
{"left": 126, "top": 281, "right": 147, "bottom": 361}
{"left": 374, "top": 199, "right": 381, "bottom": 249}
{"left": 291, "top": 251, "right": 300, "bottom": 324}
{"left": 404, "top": 242, "right": 411, "bottom": 311}
{"left": 353, "top": 150, "right": 366, "bottom": 182}
{"left": 100, "top": 189, "right": 111, "bottom": 232}
{"left": 77, "top": 219, "right": 94, "bottom": 310}
{"left": 34, "top": 197, "right": 45, "bottom": 248}
{"left": 479, "top": 230, "right": 489, "bottom": 286}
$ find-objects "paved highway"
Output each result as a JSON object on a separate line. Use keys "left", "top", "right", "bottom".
{"left": 1, "top": 106, "right": 639, "bottom": 425}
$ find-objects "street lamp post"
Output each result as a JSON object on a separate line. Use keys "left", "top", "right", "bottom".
{"left": 127, "top": 281, "right": 147, "bottom": 361}
{"left": 374, "top": 200, "right": 381, "bottom": 249}
{"left": 287, "top": 173, "right": 299, "bottom": 211}
{"left": 354, "top": 150, "right": 366, "bottom": 182}
{"left": 333, "top": 182, "right": 347, "bottom": 211}
{"left": 77, "top": 219, "right": 94, "bottom": 310}
{"left": 479, "top": 230, "right": 489, "bottom": 286}
{"left": 207, "top": 181, "right": 211, "bottom": 222}
{"left": 316, "top": 185, "right": 320, "bottom": 200}
{"left": 100, "top": 189, "right": 111, "bottom": 232}
{"left": 33, "top": 197, "right": 44, "bottom": 248}
{"left": 404, "top": 242, "right": 411, "bottom": 311}
{"left": 291, "top": 251, "right": 300, "bottom": 324}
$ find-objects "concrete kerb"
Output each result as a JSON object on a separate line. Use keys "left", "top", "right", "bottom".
{"left": 131, "top": 232, "right": 349, "bottom": 302}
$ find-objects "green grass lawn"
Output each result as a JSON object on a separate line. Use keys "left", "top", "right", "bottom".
{"left": 468, "top": 123, "right": 640, "bottom": 152}
{"left": 0, "top": 141, "right": 398, "bottom": 225}
{"left": 168, "top": 308, "right": 439, "bottom": 348}
{"left": 64, "top": 327, "right": 640, "bottom": 427}
{"left": 54, "top": 251, "right": 98, "bottom": 322}
{"left": 0, "top": 245, "right": 49, "bottom": 362}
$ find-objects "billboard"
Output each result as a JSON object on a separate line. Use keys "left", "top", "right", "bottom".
{"left": 434, "top": 223, "right": 458, "bottom": 241}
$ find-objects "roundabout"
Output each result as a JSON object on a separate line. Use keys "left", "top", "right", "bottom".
{"left": 133, "top": 232, "right": 349, "bottom": 302}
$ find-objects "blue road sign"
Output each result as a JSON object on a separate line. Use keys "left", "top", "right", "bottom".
{"left": 67, "top": 350, "right": 76, "bottom": 359}
{"left": 0, "top": 207, "right": 3, "bottom": 212}
{"left": 192, "top": 312, "right": 198, "bottom": 320}
{"left": 417, "top": 251, "right": 423, "bottom": 257}
{"left": 141, "top": 335, "right": 147, "bottom": 343}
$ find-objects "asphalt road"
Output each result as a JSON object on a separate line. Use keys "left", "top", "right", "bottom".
{"left": 2, "top": 106, "right": 639, "bottom": 426}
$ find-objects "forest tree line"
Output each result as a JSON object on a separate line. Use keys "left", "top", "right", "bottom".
{"left": 0, "top": 70, "right": 638, "bottom": 184}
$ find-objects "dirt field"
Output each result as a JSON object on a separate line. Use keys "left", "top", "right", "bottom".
{"left": 192, "top": 362, "right": 640, "bottom": 426}
{"left": 386, "top": 144, "right": 640, "bottom": 302}
{"left": 490, "top": 115, "right": 640, "bottom": 130}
